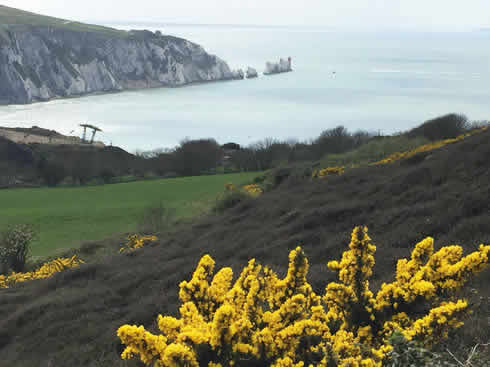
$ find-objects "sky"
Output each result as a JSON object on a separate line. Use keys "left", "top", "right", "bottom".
{"left": 1, "top": 0, "right": 490, "bottom": 30}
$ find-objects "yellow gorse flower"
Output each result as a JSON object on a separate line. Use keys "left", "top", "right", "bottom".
{"left": 311, "top": 126, "right": 489, "bottom": 180}
{"left": 312, "top": 166, "right": 345, "bottom": 178}
{"left": 242, "top": 184, "right": 263, "bottom": 197}
{"left": 117, "top": 227, "right": 489, "bottom": 366}
{"left": 372, "top": 126, "right": 489, "bottom": 166}
{"left": 0, "top": 255, "right": 84, "bottom": 289}
{"left": 224, "top": 182, "right": 263, "bottom": 197}
{"left": 120, "top": 234, "right": 158, "bottom": 253}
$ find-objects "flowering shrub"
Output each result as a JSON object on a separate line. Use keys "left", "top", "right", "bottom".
{"left": 120, "top": 234, "right": 158, "bottom": 253}
{"left": 117, "top": 227, "right": 489, "bottom": 367}
{"left": 312, "top": 166, "right": 345, "bottom": 178}
{"left": 224, "top": 182, "right": 263, "bottom": 197}
{"left": 310, "top": 126, "right": 489, "bottom": 181}
{"left": 242, "top": 184, "right": 263, "bottom": 197}
{"left": 0, "top": 255, "right": 84, "bottom": 289}
{"left": 372, "top": 126, "right": 489, "bottom": 166}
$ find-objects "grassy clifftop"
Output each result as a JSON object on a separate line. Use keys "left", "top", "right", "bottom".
{"left": 0, "top": 5, "right": 126, "bottom": 37}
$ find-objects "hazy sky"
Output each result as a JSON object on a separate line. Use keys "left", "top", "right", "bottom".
{"left": 2, "top": 0, "right": 490, "bottom": 30}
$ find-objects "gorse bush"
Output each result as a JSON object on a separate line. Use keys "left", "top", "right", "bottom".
{"left": 117, "top": 227, "right": 489, "bottom": 367}
{"left": 0, "top": 224, "right": 36, "bottom": 273}
{"left": 372, "top": 126, "right": 488, "bottom": 166}
{"left": 0, "top": 255, "right": 84, "bottom": 288}
{"left": 213, "top": 190, "right": 251, "bottom": 213}
{"left": 214, "top": 182, "right": 264, "bottom": 213}
{"left": 385, "top": 331, "right": 489, "bottom": 367}
{"left": 120, "top": 234, "right": 158, "bottom": 253}
{"left": 386, "top": 331, "right": 436, "bottom": 367}
{"left": 312, "top": 166, "right": 345, "bottom": 178}
{"left": 242, "top": 184, "right": 263, "bottom": 197}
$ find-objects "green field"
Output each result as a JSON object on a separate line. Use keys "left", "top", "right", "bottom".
{"left": 0, "top": 173, "right": 258, "bottom": 257}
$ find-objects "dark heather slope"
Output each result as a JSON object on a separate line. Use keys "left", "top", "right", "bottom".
{"left": 0, "top": 130, "right": 489, "bottom": 366}
{"left": 0, "top": 6, "right": 233, "bottom": 105}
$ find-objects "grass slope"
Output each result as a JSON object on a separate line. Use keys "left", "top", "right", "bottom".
{"left": 0, "top": 172, "right": 259, "bottom": 257}
{"left": 0, "top": 130, "right": 488, "bottom": 366}
{"left": 320, "top": 135, "right": 430, "bottom": 167}
{"left": 0, "top": 4, "right": 126, "bottom": 37}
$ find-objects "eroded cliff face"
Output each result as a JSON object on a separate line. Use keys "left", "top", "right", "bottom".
{"left": 0, "top": 26, "right": 233, "bottom": 105}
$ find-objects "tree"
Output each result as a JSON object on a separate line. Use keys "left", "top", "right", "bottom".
{"left": 406, "top": 114, "right": 469, "bottom": 141}
{"left": 314, "top": 125, "right": 355, "bottom": 158}
{"left": 173, "top": 139, "right": 223, "bottom": 176}
{"left": 70, "top": 156, "right": 95, "bottom": 185}
{"left": 99, "top": 168, "right": 116, "bottom": 184}
{"left": 37, "top": 156, "right": 66, "bottom": 187}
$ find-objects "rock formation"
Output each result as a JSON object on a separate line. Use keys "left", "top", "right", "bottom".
{"left": 0, "top": 6, "right": 236, "bottom": 105}
{"left": 230, "top": 69, "right": 245, "bottom": 80}
{"left": 264, "top": 57, "right": 293, "bottom": 75}
{"left": 246, "top": 67, "right": 258, "bottom": 79}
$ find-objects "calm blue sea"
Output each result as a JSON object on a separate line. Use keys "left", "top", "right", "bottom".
{"left": 0, "top": 25, "right": 489, "bottom": 151}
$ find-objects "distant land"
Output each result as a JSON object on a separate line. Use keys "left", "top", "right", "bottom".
{"left": 0, "top": 5, "right": 237, "bottom": 105}
{"left": 104, "top": 21, "right": 334, "bottom": 30}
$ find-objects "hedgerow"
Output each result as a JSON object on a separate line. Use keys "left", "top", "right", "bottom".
{"left": 117, "top": 227, "right": 489, "bottom": 367}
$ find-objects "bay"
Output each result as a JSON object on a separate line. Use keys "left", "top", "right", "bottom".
{"left": 0, "top": 25, "right": 489, "bottom": 151}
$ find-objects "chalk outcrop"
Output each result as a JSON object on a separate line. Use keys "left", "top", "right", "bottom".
{"left": 246, "top": 67, "right": 258, "bottom": 79}
{"left": 230, "top": 69, "right": 245, "bottom": 80}
{"left": 0, "top": 22, "right": 235, "bottom": 105}
{"left": 264, "top": 58, "right": 293, "bottom": 75}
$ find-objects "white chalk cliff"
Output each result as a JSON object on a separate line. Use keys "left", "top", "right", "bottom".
{"left": 0, "top": 7, "right": 236, "bottom": 105}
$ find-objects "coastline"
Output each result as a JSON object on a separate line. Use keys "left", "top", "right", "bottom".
{"left": 0, "top": 77, "right": 242, "bottom": 107}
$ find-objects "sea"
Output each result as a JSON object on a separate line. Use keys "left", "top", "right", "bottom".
{"left": 0, "top": 24, "right": 489, "bottom": 152}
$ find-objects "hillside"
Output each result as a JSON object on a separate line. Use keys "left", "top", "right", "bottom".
{"left": 0, "top": 5, "right": 234, "bottom": 105}
{"left": 0, "top": 126, "right": 104, "bottom": 146}
{"left": 0, "top": 129, "right": 489, "bottom": 366}
{"left": 0, "top": 135, "right": 139, "bottom": 187}
{"left": 0, "top": 5, "right": 126, "bottom": 37}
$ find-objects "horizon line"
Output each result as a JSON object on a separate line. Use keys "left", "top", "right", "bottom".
{"left": 92, "top": 20, "right": 487, "bottom": 33}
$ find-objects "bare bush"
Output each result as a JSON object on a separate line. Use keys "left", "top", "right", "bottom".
{"left": 0, "top": 224, "right": 36, "bottom": 273}
{"left": 138, "top": 202, "right": 176, "bottom": 234}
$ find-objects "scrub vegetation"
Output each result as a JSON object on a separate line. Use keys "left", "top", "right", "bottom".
{"left": 0, "top": 118, "right": 488, "bottom": 366}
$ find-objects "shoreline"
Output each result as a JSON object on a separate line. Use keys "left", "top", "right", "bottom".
{"left": 0, "top": 77, "right": 242, "bottom": 107}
